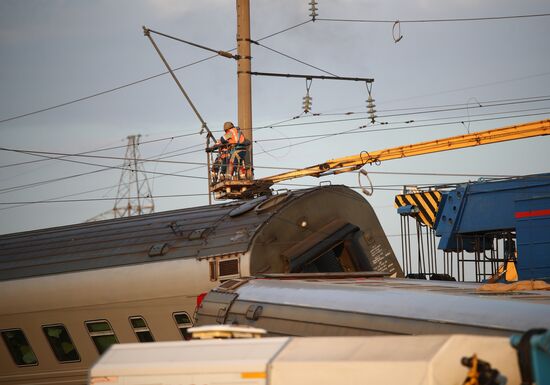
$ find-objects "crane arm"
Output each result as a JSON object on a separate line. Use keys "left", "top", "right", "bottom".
{"left": 261, "top": 119, "right": 550, "bottom": 185}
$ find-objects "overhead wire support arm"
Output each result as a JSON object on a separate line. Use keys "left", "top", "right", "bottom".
{"left": 143, "top": 26, "right": 215, "bottom": 204}
{"left": 142, "top": 26, "right": 214, "bottom": 141}
{"left": 247, "top": 71, "right": 374, "bottom": 83}
{"left": 145, "top": 27, "right": 239, "bottom": 60}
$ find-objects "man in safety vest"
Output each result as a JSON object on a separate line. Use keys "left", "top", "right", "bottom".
{"left": 216, "top": 121, "right": 248, "bottom": 178}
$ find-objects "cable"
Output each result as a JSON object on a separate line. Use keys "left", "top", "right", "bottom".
{"left": 0, "top": 131, "right": 203, "bottom": 169}
{"left": 0, "top": 163, "right": 208, "bottom": 211}
{"left": 0, "top": 149, "right": 207, "bottom": 195}
{"left": 254, "top": 41, "right": 338, "bottom": 76}
{"left": 254, "top": 112, "right": 550, "bottom": 155}
{"left": 0, "top": 20, "right": 312, "bottom": 125}
{"left": 383, "top": 71, "right": 550, "bottom": 105}
{"left": 287, "top": 95, "right": 550, "bottom": 122}
{"left": 0, "top": 193, "right": 210, "bottom": 205}
{"left": 255, "top": 107, "right": 550, "bottom": 141}
{"left": 255, "top": 20, "right": 312, "bottom": 41}
{"left": 317, "top": 13, "right": 550, "bottom": 24}
{"left": 2, "top": 109, "right": 548, "bottom": 195}
{"left": 252, "top": 97, "right": 550, "bottom": 131}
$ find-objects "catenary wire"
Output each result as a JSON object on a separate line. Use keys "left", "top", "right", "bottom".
{"left": 265, "top": 95, "right": 550, "bottom": 122}
{"left": 253, "top": 41, "right": 338, "bottom": 77}
{"left": 316, "top": 13, "right": 550, "bottom": 24}
{"left": 2, "top": 92, "right": 547, "bottom": 170}
{"left": 0, "top": 20, "right": 312, "bottom": 125}
{"left": 255, "top": 108, "right": 550, "bottom": 142}
{"left": 2, "top": 108, "right": 548, "bottom": 190}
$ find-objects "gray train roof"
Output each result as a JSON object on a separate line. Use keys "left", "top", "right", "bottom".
{"left": 213, "top": 277, "right": 550, "bottom": 333}
{"left": 0, "top": 186, "right": 346, "bottom": 281}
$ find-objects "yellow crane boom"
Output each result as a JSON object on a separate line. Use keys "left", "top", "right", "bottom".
{"left": 261, "top": 119, "right": 550, "bottom": 185}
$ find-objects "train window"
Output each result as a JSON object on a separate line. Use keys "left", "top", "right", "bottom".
{"left": 173, "top": 312, "right": 193, "bottom": 340}
{"left": 209, "top": 260, "right": 217, "bottom": 281}
{"left": 42, "top": 324, "right": 80, "bottom": 362}
{"left": 1, "top": 329, "right": 38, "bottom": 366}
{"left": 129, "top": 316, "right": 155, "bottom": 343}
{"left": 219, "top": 258, "right": 239, "bottom": 277}
{"left": 85, "top": 320, "right": 118, "bottom": 354}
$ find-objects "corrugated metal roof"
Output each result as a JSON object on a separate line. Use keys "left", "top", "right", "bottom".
{"left": 0, "top": 188, "right": 321, "bottom": 281}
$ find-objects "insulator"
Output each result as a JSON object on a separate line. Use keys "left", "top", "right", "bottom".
{"left": 367, "top": 107, "right": 376, "bottom": 114}
{"left": 302, "top": 94, "right": 312, "bottom": 113}
{"left": 302, "top": 94, "right": 313, "bottom": 112}
{"left": 309, "top": 0, "right": 318, "bottom": 21}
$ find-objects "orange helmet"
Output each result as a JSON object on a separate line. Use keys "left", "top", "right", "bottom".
{"left": 223, "top": 121, "right": 234, "bottom": 131}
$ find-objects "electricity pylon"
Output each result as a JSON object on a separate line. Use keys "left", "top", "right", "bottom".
{"left": 87, "top": 135, "right": 154, "bottom": 222}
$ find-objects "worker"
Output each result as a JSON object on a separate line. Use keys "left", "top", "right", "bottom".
{"left": 209, "top": 143, "right": 231, "bottom": 182}
{"left": 216, "top": 121, "right": 248, "bottom": 178}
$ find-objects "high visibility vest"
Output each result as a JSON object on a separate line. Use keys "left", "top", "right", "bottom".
{"left": 226, "top": 127, "right": 245, "bottom": 145}
{"left": 223, "top": 127, "right": 246, "bottom": 151}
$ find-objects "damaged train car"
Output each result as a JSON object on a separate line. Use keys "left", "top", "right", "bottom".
{"left": 0, "top": 185, "right": 401, "bottom": 385}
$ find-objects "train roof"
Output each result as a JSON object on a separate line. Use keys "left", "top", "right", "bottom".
{"left": 0, "top": 185, "right": 358, "bottom": 281}
{"left": 197, "top": 276, "right": 550, "bottom": 335}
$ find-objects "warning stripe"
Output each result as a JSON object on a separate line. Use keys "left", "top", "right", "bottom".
{"left": 395, "top": 191, "right": 442, "bottom": 227}
{"left": 515, "top": 208, "right": 550, "bottom": 219}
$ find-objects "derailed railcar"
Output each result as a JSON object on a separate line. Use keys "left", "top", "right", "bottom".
{"left": 195, "top": 275, "right": 550, "bottom": 337}
{"left": 0, "top": 185, "right": 401, "bottom": 385}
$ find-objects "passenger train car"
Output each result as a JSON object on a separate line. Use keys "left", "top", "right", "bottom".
{"left": 0, "top": 185, "right": 401, "bottom": 385}
{"left": 195, "top": 275, "right": 550, "bottom": 337}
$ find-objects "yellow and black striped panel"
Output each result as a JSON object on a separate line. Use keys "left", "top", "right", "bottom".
{"left": 394, "top": 190, "right": 443, "bottom": 228}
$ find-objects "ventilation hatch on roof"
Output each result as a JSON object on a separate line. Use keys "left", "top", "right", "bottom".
{"left": 229, "top": 195, "right": 269, "bottom": 217}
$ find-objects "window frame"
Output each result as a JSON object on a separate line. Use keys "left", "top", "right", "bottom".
{"left": 0, "top": 328, "right": 39, "bottom": 367}
{"left": 41, "top": 323, "right": 80, "bottom": 363}
{"left": 84, "top": 319, "right": 119, "bottom": 355}
{"left": 172, "top": 311, "right": 193, "bottom": 340}
{"left": 128, "top": 316, "right": 155, "bottom": 343}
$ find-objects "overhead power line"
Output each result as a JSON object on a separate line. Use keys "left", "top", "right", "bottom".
{"left": 0, "top": 20, "right": 311, "bottom": 125}
{"left": 4, "top": 93, "right": 547, "bottom": 170}
{"left": 0, "top": 132, "right": 202, "bottom": 170}
{"left": 253, "top": 41, "right": 338, "bottom": 76}
{"left": 258, "top": 112, "right": 550, "bottom": 154}
{"left": 253, "top": 103, "right": 550, "bottom": 132}
{"left": 0, "top": 193, "right": 210, "bottom": 205}
{"left": 317, "top": 12, "right": 550, "bottom": 24}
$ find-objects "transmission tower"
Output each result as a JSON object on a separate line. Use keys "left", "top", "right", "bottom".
{"left": 87, "top": 135, "right": 154, "bottom": 222}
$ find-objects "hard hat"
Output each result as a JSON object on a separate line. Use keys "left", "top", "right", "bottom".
{"left": 223, "top": 121, "right": 234, "bottom": 131}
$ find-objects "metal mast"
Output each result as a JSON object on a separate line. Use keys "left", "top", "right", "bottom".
{"left": 237, "top": 0, "right": 253, "bottom": 178}
{"left": 112, "top": 135, "right": 155, "bottom": 218}
{"left": 87, "top": 135, "right": 155, "bottom": 222}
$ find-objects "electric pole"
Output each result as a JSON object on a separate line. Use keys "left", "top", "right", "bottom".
{"left": 237, "top": 0, "right": 253, "bottom": 178}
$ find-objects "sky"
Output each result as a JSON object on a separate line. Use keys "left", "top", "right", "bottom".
{"left": 1, "top": 0, "right": 549, "bottom": 260}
